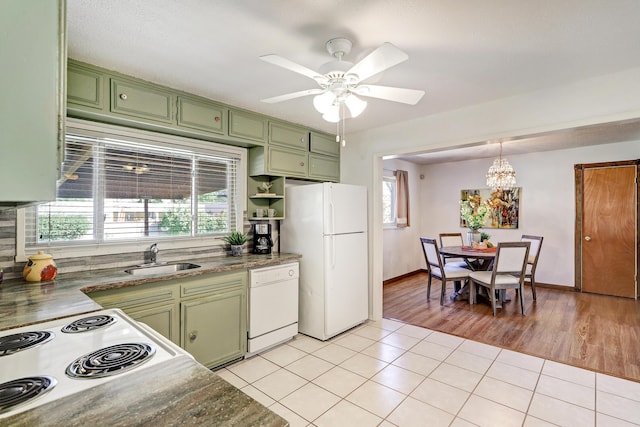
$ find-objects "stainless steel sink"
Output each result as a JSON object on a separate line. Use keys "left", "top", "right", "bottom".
{"left": 124, "top": 262, "right": 201, "bottom": 276}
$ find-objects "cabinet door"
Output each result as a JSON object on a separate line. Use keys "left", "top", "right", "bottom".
{"left": 228, "top": 109, "right": 268, "bottom": 142}
{"left": 310, "top": 132, "right": 340, "bottom": 157}
{"left": 110, "top": 78, "right": 174, "bottom": 124}
{"left": 129, "top": 303, "right": 180, "bottom": 345}
{"left": 67, "top": 61, "right": 105, "bottom": 111}
{"left": 177, "top": 96, "right": 227, "bottom": 135}
{"left": 269, "top": 122, "right": 309, "bottom": 151}
{"left": 309, "top": 153, "right": 340, "bottom": 182}
{"left": 181, "top": 287, "right": 246, "bottom": 368}
{"left": 0, "top": 0, "right": 64, "bottom": 205}
{"left": 268, "top": 146, "right": 308, "bottom": 178}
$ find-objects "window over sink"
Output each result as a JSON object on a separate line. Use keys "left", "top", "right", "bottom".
{"left": 19, "top": 119, "right": 246, "bottom": 259}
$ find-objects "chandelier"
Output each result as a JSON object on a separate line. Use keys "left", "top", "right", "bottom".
{"left": 486, "top": 142, "right": 516, "bottom": 190}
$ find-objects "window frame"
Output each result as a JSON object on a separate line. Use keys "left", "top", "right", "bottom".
{"left": 15, "top": 119, "right": 247, "bottom": 262}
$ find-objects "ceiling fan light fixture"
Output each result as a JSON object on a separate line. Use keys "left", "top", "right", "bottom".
{"left": 344, "top": 94, "right": 367, "bottom": 118}
{"left": 322, "top": 106, "right": 340, "bottom": 123}
{"left": 313, "top": 91, "right": 335, "bottom": 114}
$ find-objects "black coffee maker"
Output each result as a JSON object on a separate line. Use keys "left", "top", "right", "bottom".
{"left": 253, "top": 223, "right": 273, "bottom": 254}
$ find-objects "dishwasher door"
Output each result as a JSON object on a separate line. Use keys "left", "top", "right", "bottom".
{"left": 248, "top": 262, "right": 299, "bottom": 355}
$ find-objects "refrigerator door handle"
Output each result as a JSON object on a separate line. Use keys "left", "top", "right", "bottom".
{"left": 329, "top": 201, "right": 335, "bottom": 235}
{"left": 330, "top": 235, "right": 336, "bottom": 268}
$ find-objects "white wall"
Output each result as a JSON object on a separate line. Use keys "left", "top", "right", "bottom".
{"left": 419, "top": 140, "right": 640, "bottom": 287}
{"left": 340, "top": 66, "right": 640, "bottom": 321}
{"left": 381, "top": 159, "right": 424, "bottom": 281}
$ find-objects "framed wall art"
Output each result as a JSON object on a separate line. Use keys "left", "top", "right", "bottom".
{"left": 460, "top": 187, "right": 520, "bottom": 229}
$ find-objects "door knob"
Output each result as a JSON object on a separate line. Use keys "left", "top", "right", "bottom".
{"left": 585, "top": 236, "right": 592, "bottom": 241}
{"left": 189, "top": 331, "right": 198, "bottom": 342}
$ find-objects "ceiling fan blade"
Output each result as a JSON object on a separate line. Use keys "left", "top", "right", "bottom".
{"left": 260, "top": 54, "right": 326, "bottom": 84}
{"left": 346, "top": 43, "right": 409, "bottom": 82}
{"left": 261, "top": 88, "right": 324, "bottom": 104}
{"left": 354, "top": 85, "right": 425, "bottom": 105}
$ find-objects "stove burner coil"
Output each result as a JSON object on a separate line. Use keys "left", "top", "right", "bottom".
{"left": 66, "top": 343, "right": 156, "bottom": 379}
{"left": 0, "top": 376, "right": 57, "bottom": 414}
{"left": 61, "top": 314, "right": 116, "bottom": 333}
{"left": 0, "top": 331, "right": 54, "bottom": 356}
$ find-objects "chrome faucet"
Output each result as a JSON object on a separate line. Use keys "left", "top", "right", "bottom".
{"left": 149, "top": 243, "right": 159, "bottom": 264}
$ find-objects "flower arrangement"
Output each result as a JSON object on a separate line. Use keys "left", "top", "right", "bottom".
{"left": 460, "top": 195, "right": 490, "bottom": 231}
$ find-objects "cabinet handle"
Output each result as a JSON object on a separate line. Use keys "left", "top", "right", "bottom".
{"left": 119, "top": 93, "right": 128, "bottom": 100}
{"left": 214, "top": 116, "right": 221, "bottom": 122}
{"left": 300, "top": 137, "right": 305, "bottom": 143}
{"left": 189, "top": 331, "right": 198, "bottom": 342}
{"left": 300, "top": 162, "right": 305, "bottom": 167}
{"left": 585, "top": 236, "right": 591, "bottom": 241}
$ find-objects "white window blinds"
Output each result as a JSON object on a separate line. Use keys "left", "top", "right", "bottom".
{"left": 25, "top": 121, "right": 242, "bottom": 246}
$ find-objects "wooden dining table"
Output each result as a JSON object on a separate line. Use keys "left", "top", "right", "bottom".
{"left": 439, "top": 245, "right": 508, "bottom": 304}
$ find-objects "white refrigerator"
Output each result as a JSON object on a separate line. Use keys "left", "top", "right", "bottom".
{"left": 281, "top": 182, "right": 368, "bottom": 340}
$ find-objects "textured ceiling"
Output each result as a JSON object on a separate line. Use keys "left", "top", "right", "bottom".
{"left": 67, "top": 0, "right": 640, "bottom": 160}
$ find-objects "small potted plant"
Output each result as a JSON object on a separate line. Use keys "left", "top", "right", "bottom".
{"left": 224, "top": 231, "right": 248, "bottom": 257}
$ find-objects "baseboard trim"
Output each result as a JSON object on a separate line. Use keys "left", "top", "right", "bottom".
{"left": 383, "top": 269, "right": 427, "bottom": 286}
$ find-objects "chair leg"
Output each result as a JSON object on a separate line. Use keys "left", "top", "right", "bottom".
{"left": 530, "top": 273, "right": 537, "bottom": 300}
{"left": 519, "top": 284, "right": 526, "bottom": 315}
{"left": 490, "top": 286, "right": 497, "bottom": 316}
{"left": 427, "top": 275, "right": 432, "bottom": 300}
{"left": 440, "top": 280, "right": 446, "bottom": 306}
{"left": 469, "top": 279, "right": 475, "bottom": 304}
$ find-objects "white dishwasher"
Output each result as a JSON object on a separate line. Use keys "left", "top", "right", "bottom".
{"left": 247, "top": 262, "right": 299, "bottom": 356}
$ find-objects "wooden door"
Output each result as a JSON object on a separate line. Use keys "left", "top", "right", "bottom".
{"left": 576, "top": 161, "right": 638, "bottom": 298}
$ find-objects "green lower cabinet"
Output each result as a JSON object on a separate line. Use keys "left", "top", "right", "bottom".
{"left": 181, "top": 286, "right": 246, "bottom": 368}
{"left": 89, "top": 282, "right": 180, "bottom": 346}
{"left": 89, "top": 270, "right": 248, "bottom": 369}
{"left": 128, "top": 302, "right": 180, "bottom": 345}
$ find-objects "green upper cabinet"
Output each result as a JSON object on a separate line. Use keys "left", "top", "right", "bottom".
{"left": 228, "top": 109, "right": 268, "bottom": 143}
{"left": 269, "top": 121, "right": 309, "bottom": 151}
{"left": 65, "top": 60, "right": 341, "bottom": 182}
{"left": 67, "top": 61, "right": 105, "bottom": 111}
{"left": 177, "top": 96, "right": 227, "bottom": 135}
{"left": 310, "top": 131, "right": 340, "bottom": 157}
{"left": 110, "top": 78, "right": 175, "bottom": 124}
{"left": 309, "top": 153, "right": 340, "bottom": 182}
{"left": 0, "top": 0, "right": 66, "bottom": 207}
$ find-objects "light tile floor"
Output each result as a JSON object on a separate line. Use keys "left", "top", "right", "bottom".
{"left": 218, "top": 319, "right": 640, "bottom": 426}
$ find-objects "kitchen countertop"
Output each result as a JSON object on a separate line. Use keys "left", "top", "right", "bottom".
{"left": 0, "top": 252, "right": 300, "bottom": 426}
{"left": 0, "top": 252, "right": 301, "bottom": 331}
{"left": 4, "top": 355, "right": 287, "bottom": 427}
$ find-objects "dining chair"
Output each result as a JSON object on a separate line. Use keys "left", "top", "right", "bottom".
{"left": 420, "top": 237, "right": 471, "bottom": 305}
{"left": 520, "top": 235, "right": 544, "bottom": 300}
{"left": 438, "top": 233, "right": 467, "bottom": 268}
{"left": 468, "top": 241, "right": 530, "bottom": 316}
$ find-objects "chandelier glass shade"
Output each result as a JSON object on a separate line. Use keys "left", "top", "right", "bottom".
{"left": 485, "top": 142, "right": 516, "bottom": 190}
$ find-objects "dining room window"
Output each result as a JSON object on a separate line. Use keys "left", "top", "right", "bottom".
{"left": 382, "top": 175, "right": 397, "bottom": 226}
{"left": 22, "top": 119, "right": 245, "bottom": 251}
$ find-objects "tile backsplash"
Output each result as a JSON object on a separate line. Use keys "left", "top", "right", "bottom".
{"left": 0, "top": 209, "right": 279, "bottom": 280}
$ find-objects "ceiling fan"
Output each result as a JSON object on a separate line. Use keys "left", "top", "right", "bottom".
{"left": 260, "top": 37, "right": 425, "bottom": 123}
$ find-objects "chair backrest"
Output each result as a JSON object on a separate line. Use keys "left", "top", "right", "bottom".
{"left": 439, "top": 233, "right": 464, "bottom": 248}
{"left": 493, "top": 241, "right": 530, "bottom": 278}
{"left": 521, "top": 235, "right": 543, "bottom": 266}
{"left": 420, "top": 237, "right": 444, "bottom": 271}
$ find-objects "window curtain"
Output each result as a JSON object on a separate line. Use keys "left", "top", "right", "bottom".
{"left": 396, "top": 170, "right": 410, "bottom": 227}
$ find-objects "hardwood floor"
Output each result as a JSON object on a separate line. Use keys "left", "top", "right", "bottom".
{"left": 383, "top": 272, "right": 640, "bottom": 383}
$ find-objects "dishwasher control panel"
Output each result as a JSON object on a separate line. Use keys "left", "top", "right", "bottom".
{"left": 249, "top": 262, "right": 299, "bottom": 286}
